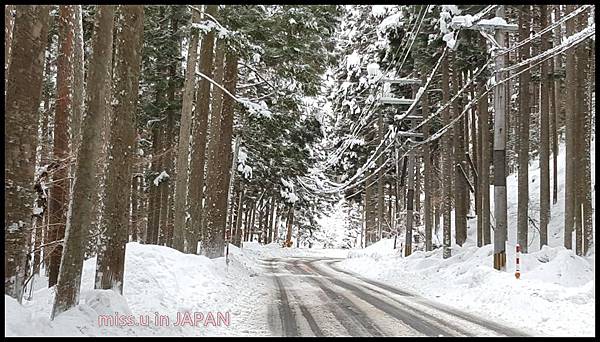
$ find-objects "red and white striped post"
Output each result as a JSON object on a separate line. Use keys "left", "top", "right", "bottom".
{"left": 515, "top": 244, "right": 521, "bottom": 279}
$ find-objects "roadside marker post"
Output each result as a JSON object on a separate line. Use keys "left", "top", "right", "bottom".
{"left": 515, "top": 244, "right": 521, "bottom": 279}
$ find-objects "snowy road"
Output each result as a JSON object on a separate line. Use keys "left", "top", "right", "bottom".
{"left": 264, "top": 256, "right": 529, "bottom": 337}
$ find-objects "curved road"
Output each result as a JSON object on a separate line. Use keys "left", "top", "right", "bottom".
{"left": 265, "top": 256, "right": 528, "bottom": 337}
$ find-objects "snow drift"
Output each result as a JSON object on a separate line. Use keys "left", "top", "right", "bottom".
{"left": 5, "top": 242, "right": 272, "bottom": 336}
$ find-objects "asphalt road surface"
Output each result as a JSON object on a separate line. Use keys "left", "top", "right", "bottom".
{"left": 265, "top": 256, "right": 529, "bottom": 337}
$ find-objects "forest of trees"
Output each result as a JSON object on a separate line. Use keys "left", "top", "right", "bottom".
{"left": 315, "top": 4, "right": 594, "bottom": 263}
{"left": 3, "top": 4, "right": 595, "bottom": 319}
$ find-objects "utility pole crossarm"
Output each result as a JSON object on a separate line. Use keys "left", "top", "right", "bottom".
{"left": 395, "top": 115, "right": 423, "bottom": 121}
{"left": 380, "top": 77, "right": 422, "bottom": 86}
{"left": 378, "top": 97, "right": 415, "bottom": 105}
{"left": 396, "top": 131, "right": 424, "bottom": 138}
{"left": 450, "top": 16, "right": 519, "bottom": 32}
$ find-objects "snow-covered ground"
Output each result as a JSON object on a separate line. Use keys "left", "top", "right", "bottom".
{"left": 338, "top": 238, "right": 594, "bottom": 336}
{"left": 337, "top": 141, "right": 595, "bottom": 336}
{"left": 5, "top": 140, "right": 593, "bottom": 336}
{"left": 6, "top": 242, "right": 274, "bottom": 336}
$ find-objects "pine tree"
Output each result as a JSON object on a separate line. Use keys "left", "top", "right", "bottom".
{"left": 477, "top": 37, "right": 491, "bottom": 246}
{"left": 539, "top": 5, "right": 550, "bottom": 248}
{"left": 70, "top": 5, "right": 85, "bottom": 156}
{"left": 172, "top": 8, "right": 200, "bottom": 252}
{"left": 551, "top": 5, "right": 561, "bottom": 206}
{"left": 51, "top": 5, "right": 114, "bottom": 317}
{"left": 441, "top": 53, "right": 452, "bottom": 259}
{"left": 581, "top": 8, "right": 594, "bottom": 255}
{"left": 452, "top": 54, "right": 467, "bottom": 247}
{"left": 563, "top": 5, "right": 577, "bottom": 250}
{"left": 204, "top": 49, "right": 239, "bottom": 258}
{"left": 94, "top": 5, "right": 144, "bottom": 293}
{"left": 4, "top": 5, "right": 15, "bottom": 90}
{"left": 189, "top": 4, "right": 217, "bottom": 253}
{"left": 574, "top": 8, "right": 590, "bottom": 256}
{"left": 5, "top": 4, "right": 50, "bottom": 302}
{"left": 47, "top": 4, "right": 75, "bottom": 288}
{"left": 517, "top": 5, "right": 531, "bottom": 253}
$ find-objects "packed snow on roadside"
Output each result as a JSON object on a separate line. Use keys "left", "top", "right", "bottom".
{"left": 339, "top": 141, "right": 595, "bottom": 337}
{"left": 5, "top": 242, "right": 274, "bottom": 337}
{"left": 340, "top": 239, "right": 594, "bottom": 336}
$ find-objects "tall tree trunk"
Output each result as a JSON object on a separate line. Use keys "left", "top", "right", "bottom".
{"left": 40, "top": 29, "right": 55, "bottom": 274}
{"left": 5, "top": 5, "right": 15, "bottom": 92}
{"left": 478, "top": 59, "right": 491, "bottom": 246}
{"left": 166, "top": 182, "right": 175, "bottom": 247}
{"left": 415, "top": 158, "right": 421, "bottom": 227}
{"left": 257, "top": 199, "right": 264, "bottom": 243}
{"left": 233, "top": 183, "right": 244, "bottom": 247}
{"left": 189, "top": 5, "right": 217, "bottom": 253}
{"left": 285, "top": 207, "right": 294, "bottom": 247}
{"left": 517, "top": 6, "right": 531, "bottom": 253}
{"left": 265, "top": 197, "right": 272, "bottom": 244}
{"left": 581, "top": 14, "right": 593, "bottom": 255}
{"left": 88, "top": 6, "right": 115, "bottom": 259}
{"left": 146, "top": 122, "right": 163, "bottom": 245}
{"left": 158, "top": 19, "right": 178, "bottom": 246}
{"left": 469, "top": 69, "right": 479, "bottom": 245}
{"left": 385, "top": 182, "right": 394, "bottom": 239}
{"left": 377, "top": 111, "right": 385, "bottom": 241}
{"left": 130, "top": 173, "right": 141, "bottom": 242}
{"left": 551, "top": 5, "right": 561, "bottom": 205}
{"left": 460, "top": 72, "right": 470, "bottom": 216}
{"left": 225, "top": 137, "right": 240, "bottom": 243}
{"left": 574, "top": 9, "right": 590, "bottom": 256}
{"left": 539, "top": 5, "right": 550, "bottom": 248}
{"left": 70, "top": 5, "right": 85, "bottom": 157}
{"left": 422, "top": 75, "right": 432, "bottom": 251}
{"left": 404, "top": 153, "right": 415, "bottom": 256}
{"left": 51, "top": 5, "right": 114, "bottom": 317}
{"left": 246, "top": 201, "right": 254, "bottom": 242}
{"left": 201, "top": 38, "right": 225, "bottom": 240}
{"left": 563, "top": 5, "right": 577, "bottom": 250}
{"left": 203, "top": 50, "right": 238, "bottom": 258}
{"left": 47, "top": 5, "right": 75, "bottom": 287}
{"left": 364, "top": 169, "right": 370, "bottom": 246}
{"left": 269, "top": 196, "right": 276, "bottom": 243}
{"left": 172, "top": 8, "right": 201, "bottom": 252}
{"left": 273, "top": 200, "right": 280, "bottom": 243}
{"left": 452, "top": 62, "right": 467, "bottom": 247}
{"left": 5, "top": 4, "right": 50, "bottom": 302}
{"left": 394, "top": 140, "right": 402, "bottom": 243}
{"left": 94, "top": 5, "right": 144, "bottom": 293}
{"left": 241, "top": 201, "right": 249, "bottom": 243}
{"left": 441, "top": 53, "right": 452, "bottom": 259}
{"left": 249, "top": 201, "right": 256, "bottom": 242}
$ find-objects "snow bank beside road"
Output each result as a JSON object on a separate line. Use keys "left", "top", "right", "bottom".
{"left": 5, "top": 242, "right": 272, "bottom": 336}
{"left": 338, "top": 239, "right": 594, "bottom": 336}
{"left": 339, "top": 140, "right": 595, "bottom": 336}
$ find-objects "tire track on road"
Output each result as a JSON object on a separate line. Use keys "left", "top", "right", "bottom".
{"left": 304, "top": 260, "right": 454, "bottom": 337}
{"left": 285, "top": 259, "right": 385, "bottom": 336}
{"left": 267, "top": 259, "right": 298, "bottom": 336}
{"left": 316, "top": 260, "right": 475, "bottom": 336}
{"left": 326, "top": 260, "right": 528, "bottom": 337}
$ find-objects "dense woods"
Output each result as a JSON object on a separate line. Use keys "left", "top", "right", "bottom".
{"left": 3, "top": 4, "right": 595, "bottom": 323}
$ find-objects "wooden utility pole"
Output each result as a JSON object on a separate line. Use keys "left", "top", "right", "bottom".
{"left": 378, "top": 77, "right": 422, "bottom": 257}
{"left": 404, "top": 152, "right": 415, "bottom": 257}
{"left": 461, "top": 6, "right": 517, "bottom": 269}
{"left": 491, "top": 6, "right": 511, "bottom": 270}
